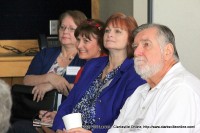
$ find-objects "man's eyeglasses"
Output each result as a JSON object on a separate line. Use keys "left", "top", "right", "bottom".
{"left": 59, "top": 25, "right": 76, "bottom": 32}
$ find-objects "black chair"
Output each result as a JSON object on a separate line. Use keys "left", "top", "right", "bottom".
{"left": 11, "top": 84, "right": 58, "bottom": 123}
{"left": 38, "top": 34, "right": 60, "bottom": 50}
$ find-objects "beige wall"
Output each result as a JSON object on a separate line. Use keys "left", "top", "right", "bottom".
{"left": 98, "top": 0, "right": 148, "bottom": 24}
{"left": 133, "top": 0, "right": 148, "bottom": 25}
{"left": 99, "top": 0, "right": 134, "bottom": 22}
{"left": 152, "top": 0, "right": 200, "bottom": 78}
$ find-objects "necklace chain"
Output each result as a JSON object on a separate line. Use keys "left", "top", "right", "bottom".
{"left": 60, "top": 53, "right": 75, "bottom": 61}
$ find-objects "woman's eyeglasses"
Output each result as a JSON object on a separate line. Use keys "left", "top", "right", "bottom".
{"left": 59, "top": 26, "right": 76, "bottom": 32}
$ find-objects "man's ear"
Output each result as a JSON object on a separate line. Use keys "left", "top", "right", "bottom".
{"left": 164, "top": 43, "right": 174, "bottom": 60}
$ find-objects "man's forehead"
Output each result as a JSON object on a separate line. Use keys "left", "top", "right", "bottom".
{"left": 134, "top": 28, "right": 157, "bottom": 42}
{"left": 139, "top": 27, "right": 156, "bottom": 36}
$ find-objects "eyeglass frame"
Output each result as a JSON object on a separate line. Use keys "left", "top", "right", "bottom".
{"left": 0, "top": 45, "right": 39, "bottom": 55}
{"left": 59, "top": 25, "right": 76, "bottom": 32}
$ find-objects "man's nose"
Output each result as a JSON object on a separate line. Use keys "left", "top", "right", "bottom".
{"left": 134, "top": 45, "right": 144, "bottom": 56}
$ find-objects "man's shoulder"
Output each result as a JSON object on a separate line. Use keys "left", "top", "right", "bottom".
{"left": 161, "top": 62, "right": 200, "bottom": 94}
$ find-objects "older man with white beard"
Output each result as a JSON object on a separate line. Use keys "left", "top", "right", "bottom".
{"left": 107, "top": 24, "right": 200, "bottom": 133}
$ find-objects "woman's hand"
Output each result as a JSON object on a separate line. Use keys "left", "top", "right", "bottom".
{"left": 68, "top": 83, "right": 74, "bottom": 91}
{"left": 39, "top": 110, "right": 57, "bottom": 123}
{"left": 67, "top": 128, "right": 92, "bottom": 133}
{"left": 32, "top": 83, "right": 54, "bottom": 102}
{"left": 47, "top": 73, "right": 70, "bottom": 94}
{"left": 56, "top": 129, "right": 66, "bottom": 133}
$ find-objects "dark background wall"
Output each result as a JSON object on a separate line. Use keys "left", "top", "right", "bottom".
{"left": 0, "top": 0, "right": 91, "bottom": 39}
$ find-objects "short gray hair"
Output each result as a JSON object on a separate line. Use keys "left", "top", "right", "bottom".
{"left": 132, "top": 23, "right": 179, "bottom": 61}
{"left": 0, "top": 80, "right": 12, "bottom": 133}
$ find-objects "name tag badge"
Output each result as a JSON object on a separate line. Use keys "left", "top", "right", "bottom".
{"left": 66, "top": 66, "right": 81, "bottom": 75}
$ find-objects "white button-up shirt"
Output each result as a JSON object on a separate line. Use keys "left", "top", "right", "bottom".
{"left": 108, "top": 62, "right": 200, "bottom": 133}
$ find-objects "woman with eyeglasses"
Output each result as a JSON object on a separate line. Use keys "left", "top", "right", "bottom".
{"left": 23, "top": 10, "right": 87, "bottom": 103}
{"left": 9, "top": 10, "right": 86, "bottom": 133}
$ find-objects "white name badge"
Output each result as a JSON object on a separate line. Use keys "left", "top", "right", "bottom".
{"left": 66, "top": 66, "right": 81, "bottom": 75}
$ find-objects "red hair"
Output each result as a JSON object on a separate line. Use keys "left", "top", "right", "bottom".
{"left": 105, "top": 13, "right": 138, "bottom": 58}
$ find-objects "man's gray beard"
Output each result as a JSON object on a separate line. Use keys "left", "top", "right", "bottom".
{"left": 134, "top": 59, "right": 164, "bottom": 80}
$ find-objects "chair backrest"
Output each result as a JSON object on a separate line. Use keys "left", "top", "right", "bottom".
{"left": 11, "top": 84, "right": 58, "bottom": 123}
{"left": 38, "top": 34, "right": 60, "bottom": 50}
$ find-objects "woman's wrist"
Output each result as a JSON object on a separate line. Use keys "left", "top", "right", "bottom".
{"left": 45, "top": 73, "right": 53, "bottom": 84}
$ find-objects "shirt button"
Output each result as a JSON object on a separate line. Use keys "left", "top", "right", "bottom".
{"left": 98, "top": 117, "right": 101, "bottom": 120}
{"left": 99, "top": 100, "right": 101, "bottom": 103}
